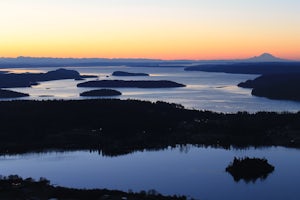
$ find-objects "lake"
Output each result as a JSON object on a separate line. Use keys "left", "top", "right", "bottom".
{"left": 2, "top": 66, "right": 300, "bottom": 113}
{"left": 1, "top": 146, "right": 300, "bottom": 200}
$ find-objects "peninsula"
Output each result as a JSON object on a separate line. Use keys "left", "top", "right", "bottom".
{"left": 238, "top": 74, "right": 300, "bottom": 101}
{"left": 0, "top": 89, "right": 29, "bottom": 98}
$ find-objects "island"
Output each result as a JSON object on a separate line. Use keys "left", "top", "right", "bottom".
{"left": 112, "top": 71, "right": 149, "bottom": 76}
{"left": 0, "top": 89, "right": 29, "bottom": 98}
{"left": 0, "top": 175, "right": 186, "bottom": 200}
{"left": 77, "top": 80, "right": 185, "bottom": 88}
{"left": 0, "top": 68, "right": 97, "bottom": 88}
{"left": 80, "top": 89, "right": 122, "bottom": 97}
{"left": 238, "top": 74, "right": 300, "bottom": 101}
{"left": 226, "top": 157, "right": 275, "bottom": 182}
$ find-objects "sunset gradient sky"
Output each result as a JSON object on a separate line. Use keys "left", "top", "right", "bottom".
{"left": 0, "top": 0, "right": 299, "bottom": 60}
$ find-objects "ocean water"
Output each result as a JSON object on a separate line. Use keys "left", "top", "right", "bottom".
{"left": 3, "top": 66, "right": 300, "bottom": 113}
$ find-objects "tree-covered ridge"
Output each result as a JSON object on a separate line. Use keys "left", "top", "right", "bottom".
{"left": 0, "top": 99, "right": 300, "bottom": 156}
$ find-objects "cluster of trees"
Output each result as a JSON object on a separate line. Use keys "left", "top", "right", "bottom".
{"left": 226, "top": 157, "right": 275, "bottom": 182}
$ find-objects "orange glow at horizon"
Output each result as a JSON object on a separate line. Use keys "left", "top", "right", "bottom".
{"left": 0, "top": 0, "right": 299, "bottom": 60}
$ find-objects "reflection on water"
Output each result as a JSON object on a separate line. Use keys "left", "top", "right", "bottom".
{"left": 2, "top": 66, "right": 300, "bottom": 112}
{"left": 0, "top": 146, "right": 300, "bottom": 200}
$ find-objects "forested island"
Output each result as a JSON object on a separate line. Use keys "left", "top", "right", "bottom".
{"left": 226, "top": 157, "right": 275, "bottom": 182}
{"left": 77, "top": 80, "right": 185, "bottom": 88}
{"left": 0, "top": 99, "right": 300, "bottom": 156}
{"left": 112, "top": 71, "right": 149, "bottom": 76}
{"left": 80, "top": 89, "right": 122, "bottom": 97}
{"left": 0, "top": 68, "right": 96, "bottom": 88}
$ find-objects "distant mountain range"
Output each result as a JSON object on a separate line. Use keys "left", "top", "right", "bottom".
{"left": 0, "top": 53, "right": 294, "bottom": 68}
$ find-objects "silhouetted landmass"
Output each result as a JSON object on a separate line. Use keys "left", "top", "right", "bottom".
{"left": 112, "top": 71, "right": 149, "bottom": 76}
{"left": 0, "top": 175, "right": 186, "bottom": 200}
{"left": 226, "top": 157, "right": 275, "bottom": 182}
{"left": 1, "top": 99, "right": 300, "bottom": 156}
{"left": 0, "top": 68, "right": 97, "bottom": 88}
{"left": 0, "top": 89, "right": 29, "bottom": 98}
{"left": 185, "top": 62, "right": 300, "bottom": 75}
{"left": 238, "top": 74, "right": 300, "bottom": 101}
{"left": 80, "top": 89, "right": 122, "bottom": 97}
{"left": 77, "top": 80, "right": 185, "bottom": 88}
{"left": 0, "top": 53, "right": 290, "bottom": 68}
{"left": 0, "top": 57, "right": 194, "bottom": 68}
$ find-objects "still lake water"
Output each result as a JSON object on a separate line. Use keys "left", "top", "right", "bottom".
{"left": 3, "top": 66, "right": 300, "bottom": 113}
{"left": 1, "top": 146, "right": 300, "bottom": 200}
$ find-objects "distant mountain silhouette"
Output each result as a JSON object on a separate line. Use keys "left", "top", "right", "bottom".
{"left": 0, "top": 53, "right": 292, "bottom": 68}
{"left": 245, "top": 53, "right": 286, "bottom": 62}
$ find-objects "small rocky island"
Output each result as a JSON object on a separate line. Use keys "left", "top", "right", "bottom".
{"left": 226, "top": 157, "right": 275, "bottom": 182}
{"left": 238, "top": 73, "right": 300, "bottom": 101}
{"left": 80, "top": 89, "right": 122, "bottom": 97}
{"left": 0, "top": 89, "right": 29, "bottom": 98}
{"left": 77, "top": 80, "right": 185, "bottom": 88}
{"left": 112, "top": 71, "right": 149, "bottom": 76}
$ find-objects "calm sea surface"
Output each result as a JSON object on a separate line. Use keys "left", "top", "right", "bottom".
{"left": 1, "top": 146, "right": 300, "bottom": 200}
{"left": 3, "top": 66, "right": 300, "bottom": 113}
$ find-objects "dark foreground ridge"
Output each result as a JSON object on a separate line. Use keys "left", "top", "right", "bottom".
{"left": 112, "top": 71, "right": 149, "bottom": 76}
{"left": 0, "top": 175, "right": 186, "bottom": 200}
{"left": 80, "top": 89, "right": 122, "bottom": 97}
{"left": 184, "top": 62, "right": 300, "bottom": 75}
{"left": 226, "top": 157, "right": 275, "bottom": 182}
{"left": 77, "top": 80, "right": 185, "bottom": 88}
{"left": 0, "top": 68, "right": 96, "bottom": 88}
{"left": 238, "top": 73, "right": 300, "bottom": 101}
{"left": 0, "top": 89, "right": 29, "bottom": 98}
{"left": 1, "top": 99, "right": 300, "bottom": 156}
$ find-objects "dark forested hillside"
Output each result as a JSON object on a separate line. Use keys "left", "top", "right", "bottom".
{"left": 0, "top": 99, "right": 300, "bottom": 155}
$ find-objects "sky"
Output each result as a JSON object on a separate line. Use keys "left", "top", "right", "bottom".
{"left": 0, "top": 0, "right": 299, "bottom": 60}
